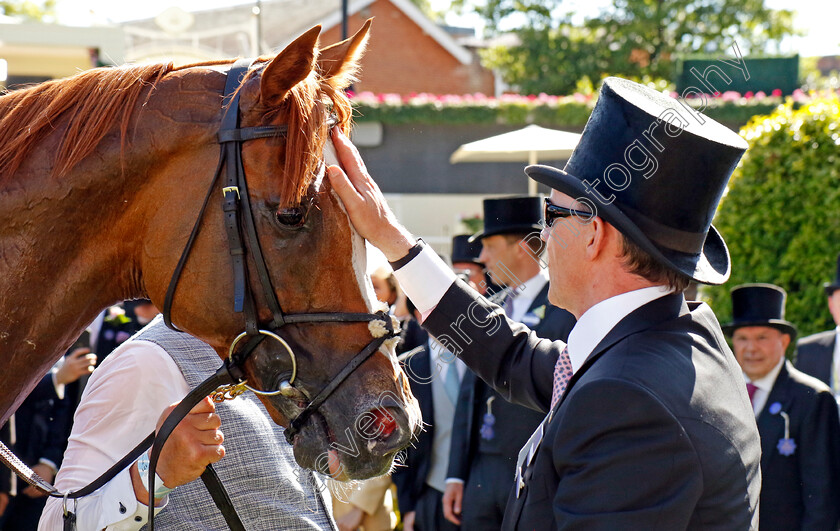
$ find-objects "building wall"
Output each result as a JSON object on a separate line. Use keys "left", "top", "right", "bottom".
{"left": 0, "top": 23, "right": 124, "bottom": 88}
{"left": 321, "top": 0, "right": 495, "bottom": 95}
{"left": 355, "top": 122, "right": 575, "bottom": 195}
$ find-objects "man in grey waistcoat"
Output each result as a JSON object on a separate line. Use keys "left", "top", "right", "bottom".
{"left": 41, "top": 316, "right": 336, "bottom": 530}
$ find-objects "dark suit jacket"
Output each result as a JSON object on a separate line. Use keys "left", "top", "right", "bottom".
{"left": 756, "top": 361, "right": 840, "bottom": 531}
{"left": 424, "top": 281, "right": 761, "bottom": 530}
{"left": 795, "top": 329, "right": 836, "bottom": 387}
{"left": 11, "top": 374, "right": 69, "bottom": 469}
{"left": 446, "top": 284, "right": 574, "bottom": 482}
{"left": 0, "top": 422, "right": 11, "bottom": 496}
{"left": 391, "top": 328, "right": 432, "bottom": 514}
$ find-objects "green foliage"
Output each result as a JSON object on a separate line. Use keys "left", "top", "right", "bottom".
{"left": 351, "top": 93, "right": 780, "bottom": 128}
{"left": 0, "top": 0, "right": 55, "bottom": 21}
{"left": 450, "top": 0, "right": 559, "bottom": 34}
{"left": 704, "top": 96, "right": 840, "bottom": 338}
{"left": 460, "top": 215, "right": 483, "bottom": 234}
{"left": 406, "top": 0, "right": 438, "bottom": 21}
{"left": 460, "top": 0, "right": 796, "bottom": 95}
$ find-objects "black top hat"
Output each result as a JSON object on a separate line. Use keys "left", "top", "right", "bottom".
{"left": 470, "top": 196, "right": 543, "bottom": 241}
{"left": 824, "top": 253, "right": 840, "bottom": 296}
{"left": 526, "top": 77, "right": 748, "bottom": 285}
{"left": 451, "top": 234, "right": 483, "bottom": 265}
{"left": 722, "top": 283, "right": 797, "bottom": 339}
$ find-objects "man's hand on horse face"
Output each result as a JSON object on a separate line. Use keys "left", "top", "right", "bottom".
{"left": 327, "top": 128, "right": 416, "bottom": 261}
{"left": 148, "top": 397, "right": 225, "bottom": 491}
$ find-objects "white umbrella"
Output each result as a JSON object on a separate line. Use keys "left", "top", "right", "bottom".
{"left": 450, "top": 124, "right": 581, "bottom": 195}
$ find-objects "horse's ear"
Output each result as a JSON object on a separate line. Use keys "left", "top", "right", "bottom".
{"left": 317, "top": 18, "right": 372, "bottom": 90}
{"left": 260, "top": 25, "right": 321, "bottom": 107}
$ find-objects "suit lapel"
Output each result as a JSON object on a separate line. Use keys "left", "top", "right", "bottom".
{"left": 818, "top": 332, "right": 836, "bottom": 385}
{"left": 550, "top": 293, "right": 686, "bottom": 416}
{"left": 527, "top": 283, "right": 550, "bottom": 314}
{"left": 756, "top": 362, "right": 792, "bottom": 466}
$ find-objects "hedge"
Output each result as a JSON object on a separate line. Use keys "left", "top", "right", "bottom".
{"left": 349, "top": 90, "right": 803, "bottom": 128}
{"left": 704, "top": 94, "right": 840, "bottom": 339}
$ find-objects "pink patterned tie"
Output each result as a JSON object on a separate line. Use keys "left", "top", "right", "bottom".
{"left": 550, "top": 346, "right": 573, "bottom": 409}
{"left": 746, "top": 382, "right": 758, "bottom": 404}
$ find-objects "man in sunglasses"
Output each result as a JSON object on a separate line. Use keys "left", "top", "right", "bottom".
{"left": 328, "top": 77, "right": 760, "bottom": 529}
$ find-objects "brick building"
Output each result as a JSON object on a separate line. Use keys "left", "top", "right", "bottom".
{"left": 123, "top": 0, "right": 496, "bottom": 96}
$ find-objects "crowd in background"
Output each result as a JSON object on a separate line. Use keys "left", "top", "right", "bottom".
{"left": 3, "top": 199, "right": 840, "bottom": 530}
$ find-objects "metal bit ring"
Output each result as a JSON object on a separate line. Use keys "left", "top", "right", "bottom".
{"left": 228, "top": 329, "right": 297, "bottom": 395}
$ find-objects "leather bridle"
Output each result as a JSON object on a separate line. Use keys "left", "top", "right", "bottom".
{"left": 154, "top": 59, "right": 399, "bottom": 527}
{"left": 162, "top": 58, "right": 397, "bottom": 442}
{"left": 2, "top": 59, "right": 399, "bottom": 531}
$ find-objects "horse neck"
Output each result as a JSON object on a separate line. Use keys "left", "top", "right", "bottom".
{"left": 0, "top": 71, "right": 223, "bottom": 424}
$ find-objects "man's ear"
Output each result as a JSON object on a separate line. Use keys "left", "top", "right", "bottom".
{"left": 781, "top": 333, "right": 792, "bottom": 351}
{"left": 584, "top": 216, "right": 610, "bottom": 261}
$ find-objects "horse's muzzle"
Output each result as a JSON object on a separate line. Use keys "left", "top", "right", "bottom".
{"left": 356, "top": 405, "right": 413, "bottom": 455}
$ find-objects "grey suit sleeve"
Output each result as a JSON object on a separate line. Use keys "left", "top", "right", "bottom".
{"left": 424, "top": 280, "right": 562, "bottom": 412}
{"left": 551, "top": 378, "right": 702, "bottom": 530}
{"left": 797, "top": 390, "right": 840, "bottom": 530}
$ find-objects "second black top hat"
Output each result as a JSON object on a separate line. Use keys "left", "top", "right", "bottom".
{"left": 470, "top": 196, "right": 543, "bottom": 242}
{"left": 451, "top": 234, "right": 482, "bottom": 264}
{"left": 722, "top": 283, "right": 797, "bottom": 339}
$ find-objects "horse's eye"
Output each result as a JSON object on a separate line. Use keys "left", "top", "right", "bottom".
{"left": 276, "top": 207, "right": 305, "bottom": 227}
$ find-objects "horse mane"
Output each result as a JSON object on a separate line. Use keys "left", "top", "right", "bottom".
{"left": 245, "top": 54, "right": 355, "bottom": 207}
{"left": 0, "top": 63, "right": 176, "bottom": 184}
{"left": 0, "top": 54, "right": 353, "bottom": 207}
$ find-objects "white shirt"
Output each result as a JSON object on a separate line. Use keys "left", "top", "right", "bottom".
{"left": 393, "top": 244, "right": 672, "bottom": 376}
{"left": 427, "top": 337, "right": 466, "bottom": 491}
{"left": 507, "top": 270, "right": 550, "bottom": 323}
{"left": 40, "top": 341, "right": 187, "bottom": 530}
{"left": 744, "top": 357, "right": 785, "bottom": 417}
{"left": 429, "top": 336, "right": 467, "bottom": 381}
{"left": 566, "top": 285, "right": 673, "bottom": 373}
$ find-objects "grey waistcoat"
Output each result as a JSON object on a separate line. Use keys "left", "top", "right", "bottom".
{"left": 135, "top": 319, "right": 336, "bottom": 530}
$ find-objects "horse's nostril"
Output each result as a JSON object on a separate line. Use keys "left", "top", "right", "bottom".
{"left": 369, "top": 407, "right": 398, "bottom": 438}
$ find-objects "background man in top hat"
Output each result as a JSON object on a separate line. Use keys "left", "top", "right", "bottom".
{"left": 450, "top": 234, "right": 486, "bottom": 294}
{"left": 796, "top": 253, "right": 840, "bottom": 393}
{"left": 328, "top": 76, "right": 761, "bottom": 528}
{"left": 442, "top": 197, "right": 574, "bottom": 530}
{"left": 392, "top": 233, "right": 483, "bottom": 531}
{"left": 725, "top": 284, "right": 840, "bottom": 530}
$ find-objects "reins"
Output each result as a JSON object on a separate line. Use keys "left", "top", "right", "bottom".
{"left": 0, "top": 58, "right": 398, "bottom": 531}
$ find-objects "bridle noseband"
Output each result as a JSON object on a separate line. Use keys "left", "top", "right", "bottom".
{"left": 162, "top": 58, "right": 399, "bottom": 441}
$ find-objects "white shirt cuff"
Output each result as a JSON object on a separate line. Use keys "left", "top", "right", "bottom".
{"left": 392, "top": 244, "right": 457, "bottom": 321}
{"left": 98, "top": 468, "right": 167, "bottom": 530}
{"left": 50, "top": 367, "right": 65, "bottom": 400}
{"left": 444, "top": 478, "right": 465, "bottom": 485}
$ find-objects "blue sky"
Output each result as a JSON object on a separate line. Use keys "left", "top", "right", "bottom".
{"left": 54, "top": 0, "right": 840, "bottom": 58}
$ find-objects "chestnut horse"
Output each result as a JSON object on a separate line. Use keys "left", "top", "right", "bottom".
{"left": 0, "top": 22, "right": 418, "bottom": 480}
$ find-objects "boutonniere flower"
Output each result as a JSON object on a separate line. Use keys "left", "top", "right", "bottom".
{"left": 105, "top": 305, "right": 131, "bottom": 325}
{"left": 532, "top": 305, "right": 546, "bottom": 319}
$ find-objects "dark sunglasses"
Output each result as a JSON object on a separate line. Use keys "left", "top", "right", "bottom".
{"left": 543, "top": 198, "right": 594, "bottom": 227}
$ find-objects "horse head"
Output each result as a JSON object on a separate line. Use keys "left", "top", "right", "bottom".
{"left": 0, "top": 18, "right": 418, "bottom": 480}
{"left": 139, "top": 22, "right": 420, "bottom": 479}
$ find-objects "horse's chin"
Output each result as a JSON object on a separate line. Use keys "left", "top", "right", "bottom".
{"left": 287, "top": 411, "right": 399, "bottom": 480}
{"left": 258, "top": 392, "right": 407, "bottom": 480}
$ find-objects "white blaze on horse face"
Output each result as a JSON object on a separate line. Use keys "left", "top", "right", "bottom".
{"left": 326, "top": 138, "right": 401, "bottom": 370}
{"left": 325, "top": 137, "right": 378, "bottom": 314}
